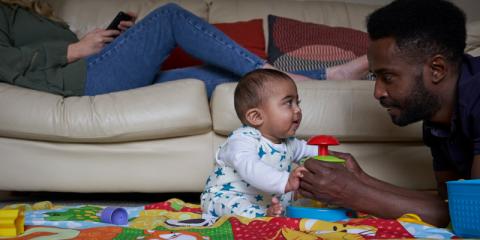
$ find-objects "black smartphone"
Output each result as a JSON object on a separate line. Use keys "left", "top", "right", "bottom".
{"left": 106, "top": 11, "right": 133, "bottom": 31}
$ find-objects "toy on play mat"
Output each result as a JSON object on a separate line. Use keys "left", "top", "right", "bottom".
{"left": 0, "top": 209, "right": 24, "bottom": 237}
{"left": 98, "top": 207, "right": 128, "bottom": 225}
{"left": 287, "top": 135, "right": 352, "bottom": 221}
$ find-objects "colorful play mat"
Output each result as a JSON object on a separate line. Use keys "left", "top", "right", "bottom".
{"left": 0, "top": 199, "right": 456, "bottom": 239}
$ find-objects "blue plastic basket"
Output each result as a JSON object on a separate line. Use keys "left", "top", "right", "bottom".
{"left": 447, "top": 179, "right": 480, "bottom": 238}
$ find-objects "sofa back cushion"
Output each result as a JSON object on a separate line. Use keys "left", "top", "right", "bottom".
{"left": 47, "top": 0, "right": 210, "bottom": 38}
{"left": 161, "top": 18, "right": 267, "bottom": 70}
{"left": 211, "top": 80, "right": 423, "bottom": 142}
{"left": 467, "top": 21, "right": 480, "bottom": 56}
{"left": 208, "top": 0, "right": 381, "bottom": 44}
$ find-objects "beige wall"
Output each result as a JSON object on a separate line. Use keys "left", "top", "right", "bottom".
{"left": 340, "top": 0, "right": 479, "bottom": 22}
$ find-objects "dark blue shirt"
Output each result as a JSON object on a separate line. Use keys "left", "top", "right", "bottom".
{"left": 423, "top": 55, "right": 480, "bottom": 178}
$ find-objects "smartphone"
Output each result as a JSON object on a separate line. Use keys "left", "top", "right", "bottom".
{"left": 106, "top": 11, "right": 133, "bottom": 31}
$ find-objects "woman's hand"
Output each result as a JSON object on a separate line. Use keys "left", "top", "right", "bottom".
{"left": 67, "top": 29, "right": 120, "bottom": 63}
{"left": 118, "top": 12, "right": 137, "bottom": 32}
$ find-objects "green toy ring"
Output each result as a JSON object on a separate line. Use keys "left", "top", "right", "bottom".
{"left": 312, "top": 155, "right": 345, "bottom": 163}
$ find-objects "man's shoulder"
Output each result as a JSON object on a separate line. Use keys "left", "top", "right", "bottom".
{"left": 458, "top": 55, "right": 480, "bottom": 110}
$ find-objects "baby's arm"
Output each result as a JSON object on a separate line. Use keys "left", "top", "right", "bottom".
{"left": 224, "top": 135, "right": 290, "bottom": 195}
{"left": 284, "top": 166, "right": 307, "bottom": 193}
{"left": 289, "top": 138, "right": 318, "bottom": 163}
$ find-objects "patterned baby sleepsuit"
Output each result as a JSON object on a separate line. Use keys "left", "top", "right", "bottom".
{"left": 201, "top": 126, "right": 317, "bottom": 218}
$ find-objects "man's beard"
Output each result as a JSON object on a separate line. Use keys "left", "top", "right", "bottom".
{"left": 381, "top": 72, "right": 442, "bottom": 126}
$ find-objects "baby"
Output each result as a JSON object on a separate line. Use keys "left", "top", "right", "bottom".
{"left": 200, "top": 69, "right": 318, "bottom": 218}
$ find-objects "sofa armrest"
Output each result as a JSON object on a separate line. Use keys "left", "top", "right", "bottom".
{"left": 0, "top": 79, "right": 212, "bottom": 143}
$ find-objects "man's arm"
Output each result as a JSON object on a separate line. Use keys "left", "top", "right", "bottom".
{"left": 471, "top": 155, "right": 480, "bottom": 178}
{"left": 434, "top": 170, "right": 461, "bottom": 200}
{"left": 299, "top": 156, "right": 449, "bottom": 227}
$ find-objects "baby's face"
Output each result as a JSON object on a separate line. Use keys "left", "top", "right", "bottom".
{"left": 258, "top": 79, "right": 302, "bottom": 143}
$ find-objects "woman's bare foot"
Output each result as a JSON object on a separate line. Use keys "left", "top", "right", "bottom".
{"left": 326, "top": 55, "right": 369, "bottom": 80}
{"left": 266, "top": 196, "right": 283, "bottom": 217}
{"left": 261, "top": 55, "right": 368, "bottom": 81}
{"left": 261, "top": 63, "right": 314, "bottom": 81}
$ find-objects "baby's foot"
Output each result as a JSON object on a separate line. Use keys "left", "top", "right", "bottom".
{"left": 266, "top": 196, "right": 283, "bottom": 217}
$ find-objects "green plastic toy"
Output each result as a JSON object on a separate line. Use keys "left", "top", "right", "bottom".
{"left": 307, "top": 135, "right": 345, "bottom": 164}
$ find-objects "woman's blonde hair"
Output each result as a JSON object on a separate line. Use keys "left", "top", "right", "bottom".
{"left": 0, "top": 0, "right": 63, "bottom": 23}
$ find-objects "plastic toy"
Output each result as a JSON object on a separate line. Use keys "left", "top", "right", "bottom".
{"left": 0, "top": 209, "right": 24, "bottom": 237}
{"left": 287, "top": 135, "right": 350, "bottom": 221}
{"left": 99, "top": 207, "right": 128, "bottom": 225}
{"left": 286, "top": 206, "right": 350, "bottom": 221}
{"left": 307, "top": 135, "right": 345, "bottom": 163}
{"left": 447, "top": 179, "right": 480, "bottom": 238}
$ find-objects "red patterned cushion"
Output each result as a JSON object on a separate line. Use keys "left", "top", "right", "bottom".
{"left": 268, "top": 15, "right": 369, "bottom": 73}
{"left": 161, "top": 19, "right": 266, "bottom": 70}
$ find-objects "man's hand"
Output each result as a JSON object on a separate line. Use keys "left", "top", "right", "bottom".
{"left": 67, "top": 29, "right": 120, "bottom": 63}
{"left": 330, "top": 151, "right": 365, "bottom": 177}
{"left": 298, "top": 158, "right": 364, "bottom": 208}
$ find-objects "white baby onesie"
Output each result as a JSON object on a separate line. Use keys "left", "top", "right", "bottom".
{"left": 201, "top": 126, "right": 317, "bottom": 218}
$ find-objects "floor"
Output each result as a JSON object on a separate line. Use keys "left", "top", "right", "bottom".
{"left": 0, "top": 191, "right": 201, "bottom": 208}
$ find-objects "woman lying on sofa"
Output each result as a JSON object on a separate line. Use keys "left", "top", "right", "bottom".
{"left": 0, "top": 0, "right": 368, "bottom": 97}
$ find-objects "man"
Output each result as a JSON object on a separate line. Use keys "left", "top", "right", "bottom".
{"left": 299, "top": 0, "right": 480, "bottom": 227}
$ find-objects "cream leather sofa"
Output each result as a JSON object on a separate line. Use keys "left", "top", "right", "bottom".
{"left": 1, "top": 0, "right": 479, "bottom": 193}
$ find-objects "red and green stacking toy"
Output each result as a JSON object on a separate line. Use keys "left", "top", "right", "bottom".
{"left": 307, "top": 135, "right": 345, "bottom": 164}
{"left": 286, "top": 135, "right": 351, "bottom": 221}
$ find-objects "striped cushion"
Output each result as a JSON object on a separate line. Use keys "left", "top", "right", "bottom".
{"left": 268, "top": 15, "right": 369, "bottom": 74}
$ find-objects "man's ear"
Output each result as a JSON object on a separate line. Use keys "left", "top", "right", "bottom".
{"left": 429, "top": 55, "right": 448, "bottom": 84}
{"left": 245, "top": 108, "right": 263, "bottom": 127}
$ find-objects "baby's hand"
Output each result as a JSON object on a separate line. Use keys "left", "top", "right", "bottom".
{"left": 284, "top": 166, "right": 307, "bottom": 193}
{"left": 266, "top": 196, "right": 283, "bottom": 217}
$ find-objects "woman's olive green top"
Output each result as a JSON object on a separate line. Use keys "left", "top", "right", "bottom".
{"left": 0, "top": 3, "right": 86, "bottom": 96}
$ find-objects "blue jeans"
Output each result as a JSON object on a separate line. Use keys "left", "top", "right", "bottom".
{"left": 85, "top": 3, "right": 324, "bottom": 97}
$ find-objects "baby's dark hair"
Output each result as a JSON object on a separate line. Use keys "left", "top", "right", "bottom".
{"left": 367, "top": 0, "right": 466, "bottom": 68}
{"left": 234, "top": 69, "right": 293, "bottom": 125}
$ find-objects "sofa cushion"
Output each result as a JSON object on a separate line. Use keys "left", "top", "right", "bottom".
{"left": 211, "top": 80, "right": 423, "bottom": 142}
{"left": 467, "top": 21, "right": 480, "bottom": 56}
{"left": 267, "top": 15, "right": 369, "bottom": 74}
{"left": 0, "top": 132, "right": 215, "bottom": 192}
{"left": 208, "top": 0, "right": 381, "bottom": 44}
{"left": 46, "top": 0, "right": 210, "bottom": 38}
{"left": 161, "top": 19, "right": 267, "bottom": 70}
{"left": 0, "top": 80, "right": 212, "bottom": 143}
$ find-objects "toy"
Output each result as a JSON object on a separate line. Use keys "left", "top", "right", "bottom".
{"left": 307, "top": 135, "right": 345, "bottom": 163}
{"left": 447, "top": 179, "right": 480, "bottom": 238}
{"left": 99, "top": 207, "right": 128, "bottom": 225}
{"left": 286, "top": 205, "right": 350, "bottom": 221}
{"left": 286, "top": 135, "right": 350, "bottom": 221}
{"left": 0, "top": 209, "right": 24, "bottom": 237}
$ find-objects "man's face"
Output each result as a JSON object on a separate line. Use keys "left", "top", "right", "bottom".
{"left": 367, "top": 37, "right": 441, "bottom": 126}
